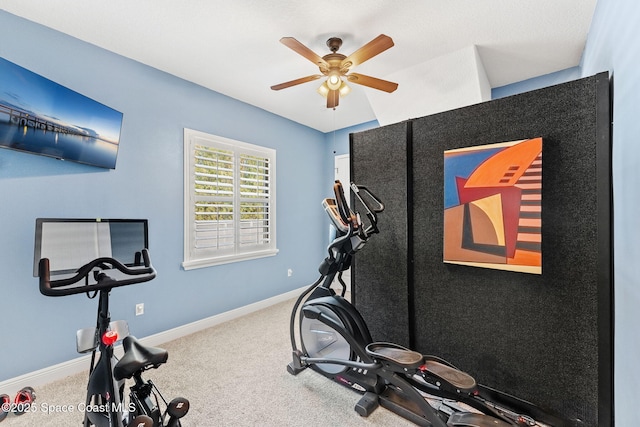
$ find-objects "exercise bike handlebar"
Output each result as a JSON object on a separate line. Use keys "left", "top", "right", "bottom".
{"left": 39, "top": 248, "right": 156, "bottom": 297}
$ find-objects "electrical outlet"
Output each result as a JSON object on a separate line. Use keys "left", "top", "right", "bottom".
{"left": 135, "top": 303, "right": 144, "bottom": 316}
{"left": 287, "top": 268, "right": 293, "bottom": 277}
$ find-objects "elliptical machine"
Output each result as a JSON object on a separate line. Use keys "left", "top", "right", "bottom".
{"left": 288, "top": 181, "right": 565, "bottom": 427}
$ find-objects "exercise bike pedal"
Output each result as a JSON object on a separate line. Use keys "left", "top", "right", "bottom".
{"left": 129, "top": 414, "right": 154, "bottom": 427}
{"left": 354, "top": 391, "right": 379, "bottom": 417}
{"left": 166, "top": 397, "right": 190, "bottom": 420}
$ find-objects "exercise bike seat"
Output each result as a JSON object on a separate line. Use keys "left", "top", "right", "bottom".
{"left": 366, "top": 342, "right": 424, "bottom": 370}
{"left": 114, "top": 336, "right": 168, "bottom": 381}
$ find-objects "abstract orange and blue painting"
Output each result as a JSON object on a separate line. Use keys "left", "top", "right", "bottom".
{"left": 443, "top": 138, "right": 542, "bottom": 274}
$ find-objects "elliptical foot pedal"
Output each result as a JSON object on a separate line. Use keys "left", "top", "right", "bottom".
{"left": 366, "top": 342, "right": 423, "bottom": 369}
{"left": 421, "top": 359, "right": 476, "bottom": 391}
{"left": 355, "top": 392, "right": 379, "bottom": 417}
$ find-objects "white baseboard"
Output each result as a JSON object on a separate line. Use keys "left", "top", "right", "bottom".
{"left": 0, "top": 286, "right": 304, "bottom": 396}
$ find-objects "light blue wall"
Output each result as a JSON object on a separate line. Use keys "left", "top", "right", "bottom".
{"left": 0, "top": 11, "right": 331, "bottom": 381}
{"left": 491, "top": 67, "right": 582, "bottom": 99}
{"left": 579, "top": 0, "right": 640, "bottom": 424}
{"left": 5, "top": 6, "right": 634, "bottom": 421}
{"left": 322, "top": 119, "right": 379, "bottom": 190}
{"left": 323, "top": 119, "right": 379, "bottom": 157}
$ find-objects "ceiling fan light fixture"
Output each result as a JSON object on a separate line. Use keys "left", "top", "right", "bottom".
{"left": 317, "top": 81, "right": 330, "bottom": 97}
{"left": 318, "top": 80, "right": 351, "bottom": 99}
{"left": 326, "top": 71, "right": 342, "bottom": 90}
{"left": 338, "top": 81, "right": 351, "bottom": 97}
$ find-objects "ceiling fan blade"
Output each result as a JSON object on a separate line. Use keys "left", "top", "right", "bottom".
{"left": 280, "top": 37, "right": 329, "bottom": 68}
{"left": 341, "top": 34, "right": 394, "bottom": 69}
{"left": 347, "top": 73, "right": 398, "bottom": 93}
{"left": 270, "top": 75, "right": 323, "bottom": 91}
{"left": 327, "top": 89, "right": 339, "bottom": 108}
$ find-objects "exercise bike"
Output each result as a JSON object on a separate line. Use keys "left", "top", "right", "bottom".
{"left": 288, "top": 180, "right": 565, "bottom": 427}
{"left": 38, "top": 249, "right": 189, "bottom": 427}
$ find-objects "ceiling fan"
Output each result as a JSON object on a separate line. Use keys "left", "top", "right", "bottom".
{"left": 271, "top": 34, "right": 398, "bottom": 109}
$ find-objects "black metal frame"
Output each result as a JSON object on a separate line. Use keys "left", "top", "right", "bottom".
{"left": 38, "top": 250, "right": 188, "bottom": 427}
{"left": 288, "top": 181, "right": 569, "bottom": 426}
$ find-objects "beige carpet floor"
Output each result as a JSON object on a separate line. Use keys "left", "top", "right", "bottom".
{"left": 2, "top": 299, "right": 413, "bottom": 426}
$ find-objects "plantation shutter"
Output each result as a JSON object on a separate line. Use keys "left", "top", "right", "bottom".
{"left": 183, "top": 129, "right": 277, "bottom": 270}
{"left": 239, "top": 154, "right": 272, "bottom": 247}
{"left": 193, "top": 145, "right": 235, "bottom": 253}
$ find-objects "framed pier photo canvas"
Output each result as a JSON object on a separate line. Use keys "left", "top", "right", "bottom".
{"left": 0, "top": 57, "right": 123, "bottom": 169}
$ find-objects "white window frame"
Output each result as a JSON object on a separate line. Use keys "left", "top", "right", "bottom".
{"left": 183, "top": 128, "right": 278, "bottom": 270}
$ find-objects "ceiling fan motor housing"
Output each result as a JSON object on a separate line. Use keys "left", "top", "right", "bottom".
{"left": 326, "top": 37, "right": 343, "bottom": 52}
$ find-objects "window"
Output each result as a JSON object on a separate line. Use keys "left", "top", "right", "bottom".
{"left": 183, "top": 129, "right": 277, "bottom": 270}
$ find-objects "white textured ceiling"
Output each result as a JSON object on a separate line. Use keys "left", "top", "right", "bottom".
{"left": 0, "top": 0, "right": 596, "bottom": 132}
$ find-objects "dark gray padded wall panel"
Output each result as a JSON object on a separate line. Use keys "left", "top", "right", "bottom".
{"left": 351, "top": 121, "right": 410, "bottom": 346}
{"left": 410, "top": 74, "right": 611, "bottom": 426}
{"left": 350, "top": 73, "right": 611, "bottom": 426}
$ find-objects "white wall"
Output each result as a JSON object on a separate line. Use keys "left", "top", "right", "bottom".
{"left": 367, "top": 45, "right": 491, "bottom": 126}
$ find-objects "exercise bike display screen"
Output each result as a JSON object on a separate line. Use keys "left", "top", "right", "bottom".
{"left": 33, "top": 218, "right": 148, "bottom": 277}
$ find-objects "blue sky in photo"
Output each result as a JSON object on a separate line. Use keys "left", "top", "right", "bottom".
{"left": 0, "top": 57, "right": 123, "bottom": 144}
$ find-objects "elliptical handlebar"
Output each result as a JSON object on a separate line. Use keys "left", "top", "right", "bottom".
{"left": 350, "top": 183, "right": 384, "bottom": 214}
{"left": 333, "top": 181, "right": 358, "bottom": 229}
{"left": 326, "top": 221, "right": 355, "bottom": 261}
{"left": 331, "top": 180, "right": 384, "bottom": 241}
{"left": 350, "top": 183, "right": 384, "bottom": 238}
{"left": 39, "top": 248, "right": 156, "bottom": 297}
{"left": 321, "top": 180, "right": 384, "bottom": 264}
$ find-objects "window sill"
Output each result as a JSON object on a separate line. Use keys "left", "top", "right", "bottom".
{"left": 181, "top": 248, "right": 279, "bottom": 270}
